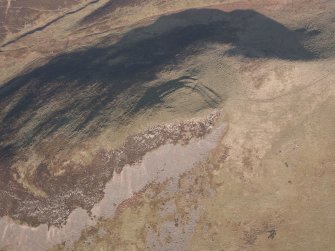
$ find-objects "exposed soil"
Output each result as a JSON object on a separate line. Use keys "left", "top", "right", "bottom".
{"left": 0, "top": 112, "right": 220, "bottom": 227}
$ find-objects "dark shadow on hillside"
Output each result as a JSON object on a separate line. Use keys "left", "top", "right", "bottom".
{"left": 0, "top": 8, "right": 322, "bottom": 228}
{"left": 0, "top": 8, "right": 316, "bottom": 156}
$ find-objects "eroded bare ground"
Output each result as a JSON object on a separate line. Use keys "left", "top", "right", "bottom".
{"left": 0, "top": 0, "right": 335, "bottom": 250}
{"left": 0, "top": 112, "right": 221, "bottom": 227}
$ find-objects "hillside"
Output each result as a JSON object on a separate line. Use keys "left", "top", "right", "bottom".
{"left": 0, "top": 0, "right": 335, "bottom": 250}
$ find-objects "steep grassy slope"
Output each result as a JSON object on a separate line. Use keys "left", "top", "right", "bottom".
{"left": 0, "top": 0, "right": 334, "bottom": 250}
{"left": 0, "top": 4, "right": 321, "bottom": 227}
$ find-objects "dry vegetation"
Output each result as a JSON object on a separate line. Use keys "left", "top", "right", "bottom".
{"left": 0, "top": 0, "right": 335, "bottom": 250}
